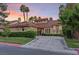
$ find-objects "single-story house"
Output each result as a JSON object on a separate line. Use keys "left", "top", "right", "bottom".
{"left": 0, "top": 17, "right": 62, "bottom": 35}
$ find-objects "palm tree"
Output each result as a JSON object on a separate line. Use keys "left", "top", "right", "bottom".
{"left": 33, "top": 16, "right": 37, "bottom": 20}
{"left": 38, "top": 17, "right": 41, "bottom": 20}
{"left": 20, "top": 4, "right": 26, "bottom": 21}
{"left": 25, "top": 6, "right": 30, "bottom": 21}
{"left": 49, "top": 17, "right": 53, "bottom": 20}
{"left": 29, "top": 16, "right": 34, "bottom": 22}
{"left": 20, "top": 4, "right": 30, "bottom": 21}
{"left": 18, "top": 17, "right": 21, "bottom": 23}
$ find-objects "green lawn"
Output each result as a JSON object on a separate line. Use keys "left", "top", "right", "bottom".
{"left": 65, "top": 39, "right": 79, "bottom": 48}
{"left": 0, "top": 37, "right": 33, "bottom": 45}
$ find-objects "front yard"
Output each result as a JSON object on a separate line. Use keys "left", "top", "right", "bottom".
{"left": 65, "top": 39, "right": 79, "bottom": 48}
{"left": 0, "top": 37, "right": 33, "bottom": 45}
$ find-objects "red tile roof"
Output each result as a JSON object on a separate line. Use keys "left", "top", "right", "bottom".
{"left": 32, "top": 20, "right": 61, "bottom": 28}
{"left": 0, "top": 20, "right": 61, "bottom": 29}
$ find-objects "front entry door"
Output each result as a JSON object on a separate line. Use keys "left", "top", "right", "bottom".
{"left": 37, "top": 28, "right": 42, "bottom": 35}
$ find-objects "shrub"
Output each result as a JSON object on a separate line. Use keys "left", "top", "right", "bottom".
{"left": 1, "top": 28, "right": 11, "bottom": 37}
{"left": 42, "top": 33, "right": 63, "bottom": 36}
{"left": 25, "top": 31, "right": 37, "bottom": 38}
{"left": 63, "top": 29, "right": 72, "bottom": 38}
{"left": 1, "top": 32, "right": 10, "bottom": 37}
{"left": 9, "top": 32, "right": 26, "bottom": 37}
{"left": 0, "top": 32, "right": 2, "bottom": 36}
{"left": 9, "top": 31, "right": 37, "bottom": 38}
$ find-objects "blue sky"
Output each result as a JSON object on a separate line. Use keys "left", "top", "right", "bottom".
{"left": 6, "top": 3, "right": 65, "bottom": 21}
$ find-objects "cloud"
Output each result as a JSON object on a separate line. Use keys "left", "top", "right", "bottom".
{"left": 6, "top": 3, "right": 58, "bottom": 21}
{"left": 6, "top": 10, "right": 23, "bottom": 21}
{"left": 6, "top": 3, "right": 41, "bottom": 21}
{"left": 6, "top": 9, "right": 40, "bottom": 21}
{"left": 6, "top": 7, "right": 41, "bottom": 21}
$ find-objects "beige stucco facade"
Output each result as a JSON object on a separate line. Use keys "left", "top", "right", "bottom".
{"left": 0, "top": 18, "right": 62, "bottom": 35}
{"left": 10, "top": 27, "right": 37, "bottom": 32}
{"left": 0, "top": 29, "right": 3, "bottom": 32}
{"left": 5, "top": 24, "right": 62, "bottom": 35}
{"left": 10, "top": 28, "right": 21, "bottom": 32}
{"left": 42, "top": 25, "right": 62, "bottom": 34}
{"left": 0, "top": 25, "right": 62, "bottom": 35}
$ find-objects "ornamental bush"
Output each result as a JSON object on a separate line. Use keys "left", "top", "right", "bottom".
{"left": 42, "top": 33, "right": 63, "bottom": 36}
{"left": 9, "top": 31, "right": 37, "bottom": 38}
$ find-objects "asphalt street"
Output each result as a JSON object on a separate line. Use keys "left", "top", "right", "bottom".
{"left": 0, "top": 44, "right": 73, "bottom": 55}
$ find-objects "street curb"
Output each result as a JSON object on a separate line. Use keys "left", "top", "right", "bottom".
{"left": 22, "top": 37, "right": 38, "bottom": 46}
{"left": 22, "top": 47, "right": 78, "bottom": 55}
{"left": 0, "top": 42, "right": 21, "bottom": 48}
{"left": 74, "top": 48, "right": 79, "bottom": 55}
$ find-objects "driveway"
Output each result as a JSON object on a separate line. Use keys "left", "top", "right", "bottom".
{"left": 22, "top": 36, "right": 78, "bottom": 55}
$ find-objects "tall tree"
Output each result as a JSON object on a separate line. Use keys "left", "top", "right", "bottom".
{"left": 25, "top": 6, "right": 30, "bottom": 21}
{"left": 29, "top": 16, "right": 34, "bottom": 22}
{"left": 0, "top": 3, "right": 10, "bottom": 37}
{"left": 20, "top": 4, "right": 30, "bottom": 21}
{"left": 20, "top": 4, "right": 26, "bottom": 21}
{"left": 18, "top": 17, "right": 21, "bottom": 23}
{"left": 0, "top": 3, "right": 8, "bottom": 22}
{"left": 33, "top": 16, "right": 37, "bottom": 20}
{"left": 0, "top": 3, "right": 7, "bottom": 11}
{"left": 0, "top": 3, "right": 9, "bottom": 26}
{"left": 59, "top": 3, "right": 79, "bottom": 39}
{"left": 38, "top": 17, "right": 41, "bottom": 20}
{"left": 72, "top": 4, "right": 79, "bottom": 32}
{"left": 59, "top": 5, "right": 65, "bottom": 17}
{"left": 59, "top": 3, "right": 76, "bottom": 38}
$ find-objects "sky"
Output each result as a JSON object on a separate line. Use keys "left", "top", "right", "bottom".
{"left": 6, "top": 3, "right": 64, "bottom": 21}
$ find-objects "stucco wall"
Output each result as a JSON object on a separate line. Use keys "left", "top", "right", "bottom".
{"left": 24, "top": 27, "right": 37, "bottom": 31}
{"left": 1, "top": 25, "right": 62, "bottom": 35}
{"left": 43, "top": 25, "right": 62, "bottom": 34}
{"left": 10, "top": 28, "right": 22, "bottom": 32}
{"left": 10, "top": 27, "right": 37, "bottom": 32}
{"left": 0, "top": 29, "right": 3, "bottom": 32}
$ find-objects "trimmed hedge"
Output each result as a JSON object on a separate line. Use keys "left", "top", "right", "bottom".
{"left": 42, "top": 33, "right": 63, "bottom": 36}
{"left": 0, "top": 32, "right": 2, "bottom": 36}
{"left": 24, "top": 31, "right": 37, "bottom": 38}
{"left": 0, "top": 31, "right": 37, "bottom": 38}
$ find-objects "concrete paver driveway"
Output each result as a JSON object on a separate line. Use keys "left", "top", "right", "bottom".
{"left": 22, "top": 36, "right": 78, "bottom": 55}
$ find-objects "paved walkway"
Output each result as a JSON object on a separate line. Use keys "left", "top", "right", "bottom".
{"left": 22, "top": 36, "right": 78, "bottom": 55}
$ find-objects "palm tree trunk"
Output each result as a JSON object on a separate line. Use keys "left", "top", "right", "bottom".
{"left": 26, "top": 12, "right": 28, "bottom": 21}
{"left": 23, "top": 12, "right": 25, "bottom": 21}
